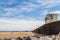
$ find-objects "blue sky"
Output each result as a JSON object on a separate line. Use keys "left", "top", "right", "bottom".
{"left": 0, "top": 0, "right": 60, "bottom": 31}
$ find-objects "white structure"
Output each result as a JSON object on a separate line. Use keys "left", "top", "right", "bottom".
{"left": 45, "top": 14, "right": 58, "bottom": 24}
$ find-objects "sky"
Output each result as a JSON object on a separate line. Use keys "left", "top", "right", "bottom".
{"left": 0, "top": 0, "right": 60, "bottom": 31}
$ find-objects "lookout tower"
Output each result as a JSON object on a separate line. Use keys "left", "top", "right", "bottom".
{"left": 45, "top": 14, "right": 58, "bottom": 24}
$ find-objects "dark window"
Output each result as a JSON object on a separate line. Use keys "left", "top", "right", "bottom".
{"left": 45, "top": 14, "right": 53, "bottom": 20}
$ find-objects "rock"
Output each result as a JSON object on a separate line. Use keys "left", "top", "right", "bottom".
{"left": 56, "top": 33, "right": 60, "bottom": 40}
{"left": 39, "top": 36, "right": 52, "bottom": 40}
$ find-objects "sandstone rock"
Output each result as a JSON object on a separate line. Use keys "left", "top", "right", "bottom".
{"left": 56, "top": 33, "right": 60, "bottom": 40}
{"left": 39, "top": 36, "right": 52, "bottom": 40}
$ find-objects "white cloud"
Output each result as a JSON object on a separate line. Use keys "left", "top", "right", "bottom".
{"left": 35, "top": 0, "right": 60, "bottom": 8}
{"left": 1, "top": 0, "right": 60, "bottom": 17}
{"left": 42, "top": 10, "right": 60, "bottom": 14}
{"left": 50, "top": 11, "right": 60, "bottom": 14}
{"left": 41, "top": 10, "right": 49, "bottom": 14}
{"left": 0, "top": 19, "right": 44, "bottom": 31}
{"left": 0, "top": 1, "right": 40, "bottom": 17}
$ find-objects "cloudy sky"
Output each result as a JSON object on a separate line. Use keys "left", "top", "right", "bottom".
{"left": 0, "top": 0, "right": 60, "bottom": 31}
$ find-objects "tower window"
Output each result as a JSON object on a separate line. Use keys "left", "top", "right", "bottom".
{"left": 45, "top": 14, "right": 53, "bottom": 20}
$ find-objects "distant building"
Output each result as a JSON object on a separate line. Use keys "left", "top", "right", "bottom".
{"left": 33, "top": 14, "right": 60, "bottom": 35}
{"left": 45, "top": 14, "right": 58, "bottom": 24}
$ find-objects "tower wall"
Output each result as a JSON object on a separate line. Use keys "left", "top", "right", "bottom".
{"left": 45, "top": 14, "right": 58, "bottom": 24}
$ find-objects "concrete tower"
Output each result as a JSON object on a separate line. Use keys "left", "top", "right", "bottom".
{"left": 45, "top": 14, "right": 58, "bottom": 24}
